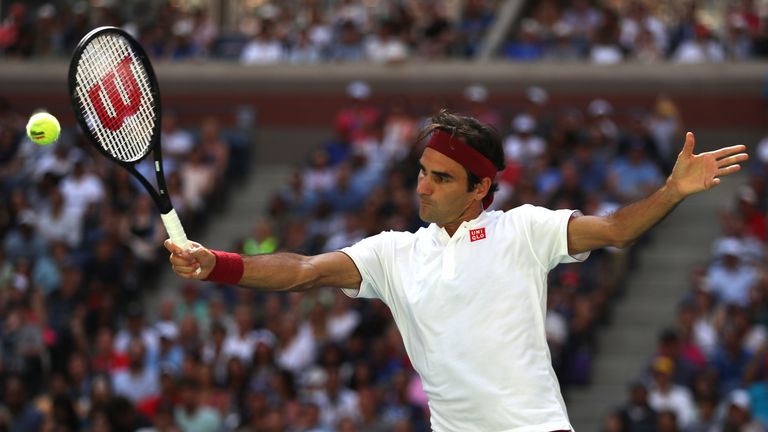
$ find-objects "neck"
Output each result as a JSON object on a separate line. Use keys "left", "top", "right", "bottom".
{"left": 440, "top": 205, "right": 483, "bottom": 237}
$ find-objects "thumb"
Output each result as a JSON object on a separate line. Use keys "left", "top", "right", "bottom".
{"left": 164, "top": 239, "right": 182, "bottom": 254}
{"left": 681, "top": 132, "right": 695, "bottom": 157}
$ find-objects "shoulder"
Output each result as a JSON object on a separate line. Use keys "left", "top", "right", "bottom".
{"left": 500, "top": 203, "right": 554, "bottom": 220}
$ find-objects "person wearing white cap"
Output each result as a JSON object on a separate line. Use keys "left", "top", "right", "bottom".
{"left": 503, "top": 113, "right": 546, "bottom": 165}
{"left": 587, "top": 98, "right": 619, "bottom": 141}
{"left": 463, "top": 83, "right": 501, "bottom": 130}
{"left": 522, "top": 85, "right": 553, "bottom": 138}
{"left": 166, "top": 110, "right": 748, "bottom": 431}
{"left": 719, "top": 389, "right": 765, "bottom": 432}
{"left": 706, "top": 236, "right": 759, "bottom": 306}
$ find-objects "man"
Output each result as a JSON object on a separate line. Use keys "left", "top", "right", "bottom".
{"left": 166, "top": 111, "right": 747, "bottom": 431}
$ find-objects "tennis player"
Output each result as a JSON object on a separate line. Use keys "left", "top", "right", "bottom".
{"left": 165, "top": 111, "right": 747, "bottom": 431}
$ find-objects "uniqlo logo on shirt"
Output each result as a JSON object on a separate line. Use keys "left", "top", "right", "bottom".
{"left": 469, "top": 228, "right": 486, "bottom": 242}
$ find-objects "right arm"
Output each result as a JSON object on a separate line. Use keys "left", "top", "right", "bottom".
{"left": 164, "top": 240, "right": 362, "bottom": 292}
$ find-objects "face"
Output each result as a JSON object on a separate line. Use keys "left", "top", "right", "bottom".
{"left": 416, "top": 148, "right": 486, "bottom": 227}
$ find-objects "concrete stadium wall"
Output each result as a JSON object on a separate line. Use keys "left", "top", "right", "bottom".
{"left": 2, "top": 61, "right": 767, "bottom": 163}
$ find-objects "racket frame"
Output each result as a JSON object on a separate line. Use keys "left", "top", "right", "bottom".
{"left": 68, "top": 26, "right": 173, "bottom": 215}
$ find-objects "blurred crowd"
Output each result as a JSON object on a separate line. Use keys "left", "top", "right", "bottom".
{"left": 506, "top": 0, "right": 768, "bottom": 63}
{"left": 4, "top": 0, "right": 768, "bottom": 64}
{"left": 0, "top": 69, "right": 711, "bottom": 430}
{"left": 0, "top": 0, "right": 498, "bottom": 63}
{"left": 0, "top": 1, "right": 767, "bottom": 424}
{"left": 598, "top": 109, "right": 768, "bottom": 428}
{"left": 0, "top": 97, "right": 251, "bottom": 430}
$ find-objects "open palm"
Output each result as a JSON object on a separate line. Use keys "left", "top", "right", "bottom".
{"left": 669, "top": 132, "right": 749, "bottom": 197}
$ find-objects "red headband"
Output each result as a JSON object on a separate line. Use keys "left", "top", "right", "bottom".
{"left": 426, "top": 129, "right": 498, "bottom": 209}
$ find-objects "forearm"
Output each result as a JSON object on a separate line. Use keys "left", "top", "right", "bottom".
{"left": 237, "top": 252, "right": 320, "bottom": 292}
{"left": 607, "top": 180, "right": 685, "bottom": 248}
{"left": 571, "top": 180, "right": 687, "bottom": 254}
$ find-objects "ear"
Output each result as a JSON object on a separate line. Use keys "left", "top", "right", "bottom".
{"left": 474, "top": 177, "right": 492, "bottom": 201}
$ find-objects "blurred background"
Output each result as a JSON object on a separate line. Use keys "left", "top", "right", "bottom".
{"left": 1, "top": 0, "right": 768, "bottom": 431}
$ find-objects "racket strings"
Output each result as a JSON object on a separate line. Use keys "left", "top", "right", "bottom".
{"left": 74, "top": 33, "right": 156, "bottom": 162}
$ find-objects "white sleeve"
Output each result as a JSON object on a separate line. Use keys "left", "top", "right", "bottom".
{"left": 522, "top": 205, "right": 589, "bottom": 271}
{"left": 339, "top": 232, "right": 393, "bottom": 300}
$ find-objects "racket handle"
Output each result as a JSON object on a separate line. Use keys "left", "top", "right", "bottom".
{"left": 161, "top": 209, "right": 190, "bottom": 250}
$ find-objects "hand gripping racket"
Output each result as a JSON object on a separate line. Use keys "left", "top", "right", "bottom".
{"left": 69, "top": 27, "right": 193, "bottom": 255}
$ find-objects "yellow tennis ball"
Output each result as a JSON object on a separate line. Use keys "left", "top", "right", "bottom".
{"left": 26, "top": 112, "right": 61, "bottom": 145}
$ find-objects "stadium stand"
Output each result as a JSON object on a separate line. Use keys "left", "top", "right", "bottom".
{"left": 1, "top": 1, "right": 767, "bottom": 431}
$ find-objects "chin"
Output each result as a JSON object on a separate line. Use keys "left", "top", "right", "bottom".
{"left": 418, "top": 208, "right": 435, "bottom": 223}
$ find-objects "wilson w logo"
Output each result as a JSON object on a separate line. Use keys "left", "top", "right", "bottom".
{"left": 87, "top": 56, "right": 142, "bottom": 131}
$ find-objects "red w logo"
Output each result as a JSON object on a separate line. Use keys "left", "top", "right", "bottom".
{"left": 87, "top": 56, "right": 142, "bottom": 131}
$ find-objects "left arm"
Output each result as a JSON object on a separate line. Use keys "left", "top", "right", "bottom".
{"left": 568, "top": 132, "right": 748, "bottom": 255}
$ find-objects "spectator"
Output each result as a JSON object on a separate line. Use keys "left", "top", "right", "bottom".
{"left": 618, "top": 381, "right": 658, "bottom": 432}
{"left": 174, "top": 378, "right": 222, "bottom": 432}
{"left": 3, "top": 210, "right": 47, "bottom": 263}
{"left": 590, "top": 8, "right": 623, "bottom": 64}
{"left": 462, "top": 84, "right": 502, "bottom": 130}
{"left": 0, "top": 375, "right": 45, "bottom": 431}
{"left": 710, "top": 323, "right": 754, "bottom": 396}
{"left": 504, "top": 19, "right": 546, "bottom": 61}
{"left": 329, "top": 21, "right": 365, "bottom": 62}
{"left": 36, "top": 188, "right": 82, "bottom": 248}
{"left": 458, "top": 0, "right": 494, "bottom": 57}
{"left": 111, "top": 339, "right": 160, "bottom": 405}
{"left": 114, "top": 303, "right": 159, "bottom": 360}
{"left": 288, "top": 28, "right": 323, "bottom": 64}
{"left": 545, "top": 22, "right": 584, "bottom": 61}
{"left": 647, "top": 356, "right": 697, "bottom": 429}
{"left": 504, "top": 113, "right": 547, "bottom": 167}
{"left": 714, "top": 389, "right": 766, "bottom": 432}
{"left": 312, "top": 367, "right": 360, "bottom": 429}
{"left": 240, "top": 19, "right": 285, "bottom": 65}
{"left": 607, "top": 141, "right": 664, "bottom": 204}
{"left": 706, "top": 237, "right": 759, "bottom": 307}
{"left": 647, "top": 95, "right": 683, "bottom": 173}
{"left": 59, "top": 159, "right": 105, "bottom": 218}
{"left": 417, "top": 2, "right": 458, "bottom": 59}
{"left": 672, "top": 24, "right": 725, "bottom": 64}
{"left": 619, "top": 1, "right": 668, "bottom": 59}
{"left": 365, "top": 19, "right": 409, "bottom": 64}
{"left": 561, "top": 0, "right": 603, "bottom": 51}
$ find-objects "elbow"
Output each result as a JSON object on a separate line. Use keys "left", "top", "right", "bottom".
{"left": 611, "top": 235, "right": 636, "bottom": 250}
{"left": 607, "top": 224, "right": 636, "bottom": 250}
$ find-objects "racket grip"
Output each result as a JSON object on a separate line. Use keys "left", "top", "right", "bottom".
{"left": 161, "top": 209, "right": 190, "bottom": 250}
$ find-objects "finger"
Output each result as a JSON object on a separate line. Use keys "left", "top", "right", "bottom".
{"left": 172, "top": 263, "right": 198, "bottom": 273}
{"left": 169, "top": 254, "right": 196, "bottom": 267}
{"left": 716, "top": 164, "right": 742, "bottom": 177}
{"left": 174, "top": 270, "right": 198, "bottom": 280}
{"left": 681, "top": 132, "right": 695, "bottom": 156}
{"left": 710, "top": 144, "right": 747, "bottom": 159}
{"left": 717, "top": 153, "right": 749, "bottom": 167}
{"left": 164, "top": 239, "right": 183, "bottom": 254}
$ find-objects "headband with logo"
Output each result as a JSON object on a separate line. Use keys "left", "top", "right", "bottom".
{"left": 426, "top": 129, "right": 498, "bottom": 209}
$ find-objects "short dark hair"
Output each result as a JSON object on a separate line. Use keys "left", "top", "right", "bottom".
{"left": 417, "top": 110, "right": 506, "bottom": 196}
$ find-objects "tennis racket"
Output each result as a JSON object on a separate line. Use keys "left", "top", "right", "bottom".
{"left": 68, "top": 26, "right": 192, "bottom": 254}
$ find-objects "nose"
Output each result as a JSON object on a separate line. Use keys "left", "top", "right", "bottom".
{"left": 416, "top": 174, "right": 431, "bottom": 196}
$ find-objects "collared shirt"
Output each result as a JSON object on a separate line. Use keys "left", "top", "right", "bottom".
{"left": 341, "top": 205, "right": 587, "bottom": 432}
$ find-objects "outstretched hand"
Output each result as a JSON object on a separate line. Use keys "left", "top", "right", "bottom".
{"left": 668, "top": 132, "right": 749, "bottom": 198}
{"left": 164, "top": 239, "right": 215, "bottom": 280}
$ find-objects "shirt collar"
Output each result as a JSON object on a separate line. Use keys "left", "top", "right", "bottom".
{"left": 427, "top": 211, "right": 493, "bottom": 244}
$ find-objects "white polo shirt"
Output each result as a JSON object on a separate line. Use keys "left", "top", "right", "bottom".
{"left": 341, "top": 205, "right": 588, "bottom": 432}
